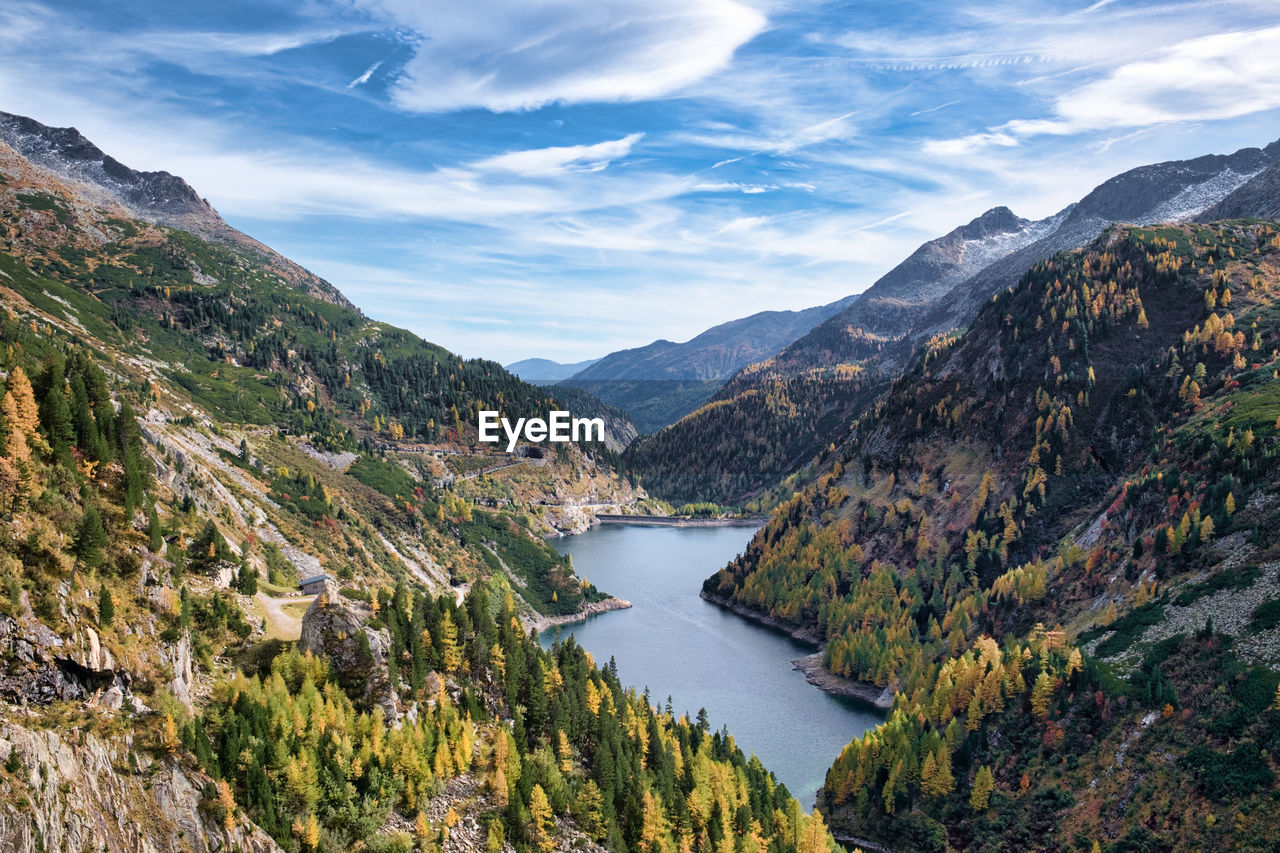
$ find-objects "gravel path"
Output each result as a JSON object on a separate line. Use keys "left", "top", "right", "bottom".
{"left": 255, "top": 591, "right": 314, "bottom": 641}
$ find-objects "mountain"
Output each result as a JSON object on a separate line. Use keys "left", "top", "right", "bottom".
{"left": 545, "top": 383, "right": 640, "bottom": 452}
{"left": 574, "top": 296, "right": 858, "bottom": 383}
{"left": 620, "top": 206, "right": 1055, "bottom": 506}
{"left": 1197, "top": 159, "right": 1280, "bottom": 221}
{"left": 0, "top": 110, "right": 357, "bottom": 311}
{"left": 907, "top": 139, "right": 1280, "bottom": 344}
{"left": 505, "top": 356, "right": 601, "bottom": 381}
{"left": 702, "top": 220, "right": 1280, "bottom": 850}
{"left": 771, "top": 206, "right": 1052, "bottom": 373}
{"left": 626, "top": 137, "right": 1280, "bottom": 507}
{"left": 561, "top": 295, "right": 858, "bottom": 432}
{"left": 0, "top": 113, "right": 840, "bottom": 853}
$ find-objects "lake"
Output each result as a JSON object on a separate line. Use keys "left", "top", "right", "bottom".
{"left": 540, "top": 522, "right": 882, "bottom": 806}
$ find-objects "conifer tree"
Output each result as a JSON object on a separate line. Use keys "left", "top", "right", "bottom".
{"left": 74, "top": 503, "right": 107, "bottom": 569}
{"left": 3, "top": 366, "right": 40, "bottom": 438}
{"left": 43, "top": 369, "right": 74, "bottom": 463}
{"left": 528, "top": 784, "right": 555, "bottom": 853}
{"left": 98, "top": 583, "right": 114, "bottom": 627}
{"left": 970, "top": 765, "right": 994, "bottom": 811}
{"left": 147, "top": 504, "right": 163, "bottom": 551}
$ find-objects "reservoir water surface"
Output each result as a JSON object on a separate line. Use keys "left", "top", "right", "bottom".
{"left": 541, "top": 523, "right": 882, "bottom": 805}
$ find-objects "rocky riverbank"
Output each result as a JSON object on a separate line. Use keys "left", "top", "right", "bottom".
{"left": 790, "top": 652, "right": 894, "bottom": 710}
{"left": 525, "top": 597, "right": 632, "bottom": 633}
{"left": 700, "top": 590, "right": 893, "bottom": 710}
{"left": 699, "top": 590, "right": 823, "bottom": 643}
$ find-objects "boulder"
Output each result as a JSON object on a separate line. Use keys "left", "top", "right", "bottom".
{"left": 299, "top": 580, "right": 397, "bottom": 720}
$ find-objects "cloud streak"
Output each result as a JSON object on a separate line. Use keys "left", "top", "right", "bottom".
{"left": 473, "top": 133, "right": 644, "bottom": 176}
{"left": 354, "top": 0, "right": 767, "bottom": 112}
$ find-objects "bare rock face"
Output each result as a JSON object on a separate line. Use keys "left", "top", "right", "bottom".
{"left": 169, "top": 631, "right": 196, "bottom": 710}
{"left": 299, "top": 580, "right": 397, "bottom": 721}
{"left": 0, "top": 722, "right": 282, "bottom": 853}
{"left": 0, "top": 615, "right": 139, "bottom": 710}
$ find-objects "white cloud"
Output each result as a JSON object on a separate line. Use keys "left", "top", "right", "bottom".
{"left": 1013, "top": 25, "right": 1280, "bottom": 135}
{"left": 691, "top": 182, "right": 777, "bottom": 194}
{"left": 346, "top": 60, "right": 383, "bottom": 89}
{"left": 473, "top": 133, "right": 644, "bottom": 176}
{"left": 923, "top": 131, "right": 1019, "bottom": 157}
{"left": 354, "top": 0, "right": 767, "bottom": 112}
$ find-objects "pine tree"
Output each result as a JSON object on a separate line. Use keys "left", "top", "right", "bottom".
{"left": 117, "top": 400, "right": 147, "bottom": 516}
{"left": 1031, "top": 670, "right": 1055, "bottom": 718}
{"left": 3, "top": 366, "right": 40, "bottom": 437}
{"left": 923, "top": 747, "right": 955, "bottom": 795}
{"left": 572, "top": 780, "right": 607, "bottom": 841}
{"left": 147, "top": 504, "right": 163, "bottom": 551}
{"left": 528, "top": 783, "right": 555, "bottom": 853}
{"left": 42, "top": 365, "right": 74, "bottom": 463}
{"left": 797, "top": 810, "right": 832, "bottom": 853}
{"left": 160, "top": 713, "right": 180, "bottom": 753}
{"left": 970, "top": 765, "right": 994, "bottom": 811}
{"left": 440, "top": 610, "right": 462, "bottom": 674}
{"left": 74, "top": 504, "right": 107, "bottom": 568}
{"left": 98, "top": 584, "right": 114, "bottom": 627}
{"left": 236, "top": 564, "right": 259, "bottom": 595}
{"left": 920, "top": 751, "right": 940, "bottom": 796}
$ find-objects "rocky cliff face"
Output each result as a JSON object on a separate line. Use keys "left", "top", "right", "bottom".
{"left": 0, "top": 612, "right": 145, "bottom": 714}
{"left": 0, "top": 111, "right": 220, "bottom": 230}
{"left": 0, "top": 722, "right": 281, "bottom": 853}
{"left": 299, "top": 580, "right": 397, "bottom": 720}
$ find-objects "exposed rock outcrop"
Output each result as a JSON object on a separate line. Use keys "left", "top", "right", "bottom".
{"left": 0, "top": 721, "right": 281, "bottom": 853}
{"left": 0, "top": 615, "right": 142, "bottom": 712}
{"left": 299, "top": 580, "right": 397, "bottom": 720}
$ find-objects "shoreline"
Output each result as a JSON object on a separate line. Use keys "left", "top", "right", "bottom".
{"left": 790, "top": 652, "right": 894, "bottom": 710}
{"left": 525, "top": 596, "right": 632, "bottom": 634}
{"left": 700, "top": 590, "right": 894, "bottom": 711}
{"left": 594, "top": 514, "right": 767, "bottom": 528}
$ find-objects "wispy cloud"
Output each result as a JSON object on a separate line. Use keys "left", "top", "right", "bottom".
{"left": 473, "top": 133, "right": 644, "bottom": 176}
{"left": 346, "top": 60, "right": 383, "bottom": 89}
{"left": 352, "top": 0, "right": 767, "bottom": 112}
{"left": 1011, "top": 25, "right": 1280, "bottom": 135}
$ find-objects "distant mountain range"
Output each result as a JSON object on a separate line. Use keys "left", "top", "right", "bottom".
{"left": 512, "top": 296, "right": 859, "bottom": 432}
{"left": 505, "top": 357, "right": 601, "bottom": 382}
{"left": 625, "top": 135, "right": 1280, "bottom": 505}
{"left": 521, "top": 139, "right": 1280, "bottom": 439}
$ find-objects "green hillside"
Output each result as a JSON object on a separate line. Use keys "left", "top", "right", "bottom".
{"left": 702, "top": 221, "right": 1280, "bottom": 851}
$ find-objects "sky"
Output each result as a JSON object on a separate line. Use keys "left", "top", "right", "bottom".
{"left": 2, "top": 1, "right": 1280, "bottom": 364}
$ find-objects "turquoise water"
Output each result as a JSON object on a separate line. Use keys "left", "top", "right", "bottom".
{"left": 541, "top": 523, "right": 882, "bottom": 806}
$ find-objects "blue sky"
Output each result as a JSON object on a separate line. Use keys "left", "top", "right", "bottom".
{"left": 2, "top": 1, "right": 1279, "bottom": 363}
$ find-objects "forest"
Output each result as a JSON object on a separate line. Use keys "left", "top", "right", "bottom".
{"left": 702, "top": 222, "right": 1280, "bottom": 850}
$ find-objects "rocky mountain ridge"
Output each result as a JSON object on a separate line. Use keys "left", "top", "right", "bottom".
{"left": 626, "top": 136, "right": 1280, "bottom": 507}
{"left": 0, "top": 110, "right": 358, "bottom": 311}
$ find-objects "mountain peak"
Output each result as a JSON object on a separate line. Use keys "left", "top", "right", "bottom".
{"left": 0, "top": 111, "right": 220, "bottom": 230}
{"left": 0, "top": 109, "right": 358, "bottom": 312}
